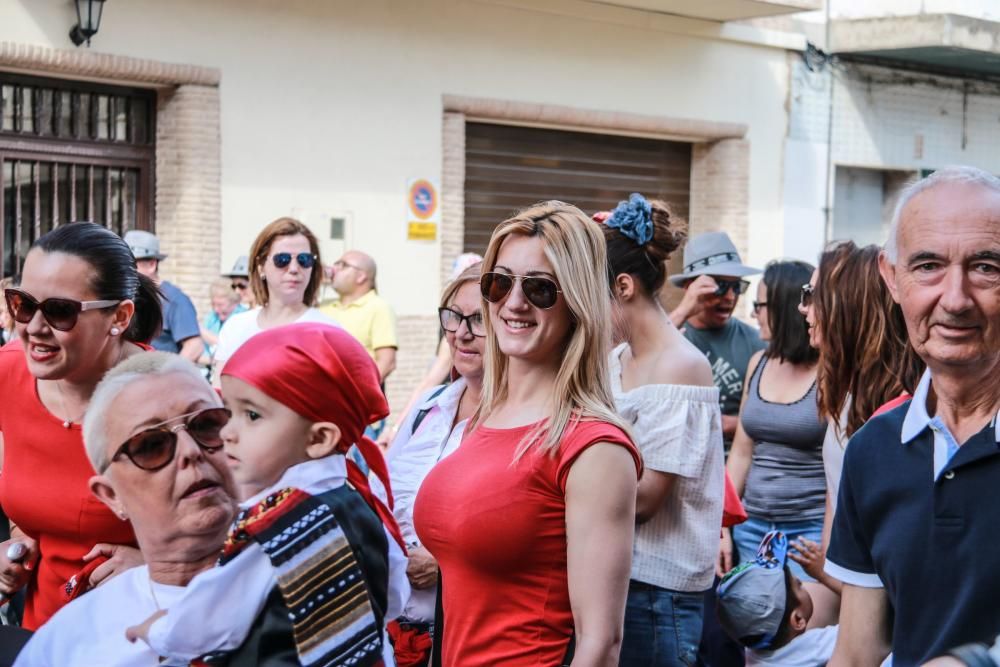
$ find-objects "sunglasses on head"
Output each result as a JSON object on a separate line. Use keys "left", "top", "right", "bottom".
{"left": 107, "top": 407, "right": 231, "bottom": 473}
{"left": 800, "top": 283, "right": 814, "bottom": 308}
{"left": 271, "top": 253, "right": 316, "bottom": 270}
{"left": 438, "top": 306, "right": 486, "bottom": 337}
{"left": 714, "top": 279, "right": 750, "bottom": 297}
{"left": 480, "top": 272, "right": 562, "bottom": 310}
{"left": 4, "top": 288, "right": 119, "bottom": 332}
{"left": 231, "top": 281, "right": 249, "bottom": 291}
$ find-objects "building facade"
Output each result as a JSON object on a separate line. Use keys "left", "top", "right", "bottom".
{"left": 1, "top": 0, "right": 816, "bottom": 413}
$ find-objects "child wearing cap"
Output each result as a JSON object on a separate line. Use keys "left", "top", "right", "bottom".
{"left": 126, "top": 322, "right": 409, "bottom": 666}
{"left": 717, "top": 531, "right": 838, "bottom": 667}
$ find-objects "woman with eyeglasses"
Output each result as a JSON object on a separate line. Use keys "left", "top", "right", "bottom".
{"left": 724, "top": 261, "right": 827, "bottom": 587}
{"left": 379, "top": 262, "right": 484, "bottom": 665}
{"left": 413, "top": 201, "right": 641, "bottom": 667}
{"left": 210, "top": 217, "right": 337, "bottom": 388}
{"left": 596, "top": 195, "right": 724, "bottom": 666}
{"left": 0, "top": 222, "right": 162, "bottom": 630}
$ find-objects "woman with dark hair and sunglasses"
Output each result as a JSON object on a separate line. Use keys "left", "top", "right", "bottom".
{"left": 725, "top": 261, "right": 827, "bottom": 584}
{"left": 598, "top": 195, "right": 724, "bottom": 666}
{"left": 414, "top": 201, "right": 641, "bottom": 666}
{"left": 0, "top": 222, "right": 162, "bottom": 630}
{"left": 380, "top": 262, "right": 484, "bottom": 665}
{"left": 210, "top": 217, "right": 338, "bottom": 388}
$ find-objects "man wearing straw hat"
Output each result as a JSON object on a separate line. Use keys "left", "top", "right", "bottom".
{"left": 669, "top": 231, "right": 765, "bottom": 445}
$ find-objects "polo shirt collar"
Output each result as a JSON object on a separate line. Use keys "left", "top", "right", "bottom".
{"left": 334, "top": 289, "right": 375, "bottom": 309}
{"left": 901, "top": 369, "right": 1000, "bottom": 444}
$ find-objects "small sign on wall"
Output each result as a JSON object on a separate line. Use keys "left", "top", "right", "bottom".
{"left": 407, "top": 178, "right": 439, "bottom": 241}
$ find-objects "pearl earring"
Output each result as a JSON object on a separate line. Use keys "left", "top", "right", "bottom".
{"left": 110, "top": 327, "right": 121, "bottom": 336}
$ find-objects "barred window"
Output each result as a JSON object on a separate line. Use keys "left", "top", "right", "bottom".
{"left": 0, "top": 72, "right": 155, "bottom": 278}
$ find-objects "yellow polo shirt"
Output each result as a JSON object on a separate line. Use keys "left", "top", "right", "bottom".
{"left": 319, "top": 290, "right": 397, "bottom": 358}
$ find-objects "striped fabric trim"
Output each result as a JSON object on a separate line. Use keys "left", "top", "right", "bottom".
{"left": 221, "top": 487, "right": 384, "bottom": 667}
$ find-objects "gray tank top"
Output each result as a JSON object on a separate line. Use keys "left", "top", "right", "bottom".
{"left": 741, "top": 357, "right": 827, "bottom": 521}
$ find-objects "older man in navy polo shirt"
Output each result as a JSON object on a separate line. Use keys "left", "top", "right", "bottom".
{"left": 825, "top": 166, "right": 1000, "bottom": 666}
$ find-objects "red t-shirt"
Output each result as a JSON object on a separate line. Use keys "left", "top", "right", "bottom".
{"left": 413, "top": 418, "right": 640, "bottom": 667}
{"left": 0, "top": 343, "right": 136, "bottom": 629}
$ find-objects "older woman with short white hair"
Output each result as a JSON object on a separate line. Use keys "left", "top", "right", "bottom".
{"left": 14, "top": 352, "right": 236, "bottom": 667}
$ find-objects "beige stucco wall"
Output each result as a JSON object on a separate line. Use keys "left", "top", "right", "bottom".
{"left": 1, "top": 0, "right": 795, "bottom": 412}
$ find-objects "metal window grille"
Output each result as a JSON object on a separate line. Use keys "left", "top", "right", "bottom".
{"left": 0, "top": 72, "right": 155, "bottom": 278}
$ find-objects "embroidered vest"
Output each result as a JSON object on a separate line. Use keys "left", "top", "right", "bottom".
{"left": 200, "top": 484, "right": 389, "bottom": 667}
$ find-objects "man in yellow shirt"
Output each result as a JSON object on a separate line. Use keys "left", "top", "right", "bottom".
{"left": 321, "top": 250, "right": 398, "bottom": 382}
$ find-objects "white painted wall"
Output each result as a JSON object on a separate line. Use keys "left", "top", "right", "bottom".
{"left": 786, "top": 57, "right": 1000, "bottom": 257}
{"left": 1, "top": 0, "right": 793, "bottom": 314}
{"left": 829, "top": 0, "right": 1000, "bottom": 20}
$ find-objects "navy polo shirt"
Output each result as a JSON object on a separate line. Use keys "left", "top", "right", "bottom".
{"left": 826, "top": 371, "right": 1000, "bottom": 666}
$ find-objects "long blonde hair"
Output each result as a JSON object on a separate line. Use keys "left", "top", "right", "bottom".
{"left": 472, "top": 201, "right": 631, "bottom": 458}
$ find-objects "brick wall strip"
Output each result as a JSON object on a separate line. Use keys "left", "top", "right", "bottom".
{"left": 689, "top": 138, "right": 752, "bottom": 319}
{"left": 444, "top": 94, "right": 747, "bottom": 142}
{"left": 440, "top": 111, "right": 466, "bottom": 287}
{"left": 689, "top": 139, "right": 750, "bottom": 255}
{"left": 155, "top": 84, "right": 222, "bottom": 317}
{"left": 384, "top": 314, "right": 441, "bottom": 419}
{"left": 0, "top": 42, "right": 220, "bottom": 86}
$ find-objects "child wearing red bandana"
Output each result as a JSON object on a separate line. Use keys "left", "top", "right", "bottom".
{"left": 127, "top": 323, "right": 408, "bottom": 667}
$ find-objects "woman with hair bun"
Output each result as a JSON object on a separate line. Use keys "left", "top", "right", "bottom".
{"left": 0, "top": 222, "right": 161, "bottom": 628}
{"left": 600, "top": 194, "right": 725, "bottom": 666}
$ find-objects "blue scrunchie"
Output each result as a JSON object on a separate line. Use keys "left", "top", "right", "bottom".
{"left": 606, "top": 193, "right": 653, "bottom": 246}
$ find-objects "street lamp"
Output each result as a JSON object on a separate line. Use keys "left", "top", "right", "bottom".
{"left": 69, "top": 0, "right": 107, "bottom": 47}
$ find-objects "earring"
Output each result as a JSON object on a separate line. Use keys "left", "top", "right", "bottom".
{"left": 118, "top": 512, "right": 128, "bottom": 521}
{"left": 110, "top": 327, "right": 121, "bottom": 336}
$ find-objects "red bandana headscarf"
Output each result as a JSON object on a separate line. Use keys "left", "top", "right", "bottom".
{"left": 222, "top": 322, "right": 405, "bottom": 550}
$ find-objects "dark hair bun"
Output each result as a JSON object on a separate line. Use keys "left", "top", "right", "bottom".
{"left": 602, "top": 195, "right": 687, "bottom": 296}
{"left": 646, "top": 199, "right": 688, "bottom": 264}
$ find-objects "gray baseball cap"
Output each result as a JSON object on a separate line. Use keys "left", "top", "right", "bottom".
{"left": 123, "top": 230, "right": 167, "bottom": 261}
{"left": 668, "top": 231, "right": 760, "bottom": 286}
{"left": 716, "top": 531, "right": 789, "bottom": 649}
{"left": 222, "top": 255, "right": 250, "bottom": 279}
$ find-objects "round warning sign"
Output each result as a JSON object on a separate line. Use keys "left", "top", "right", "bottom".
{"left": 409, "top": 179, "right": 438, "bottom": 221}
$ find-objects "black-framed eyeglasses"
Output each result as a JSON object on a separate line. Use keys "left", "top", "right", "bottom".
{"left": 752, "top": 301, "right": 768, "bottom": 314}
{"left": 480, "top": 272, "right": 562, "bottom": 310}
{"left": 231, "top": 281, "right": 249, "bottom": 291}
{"left": 800, "top": 283, "right": 814, "bottom": 309}
{"left": 438, "top": 307, "right": 485, "bottom": 337}
{"left": 107, "top": 407, "right": 231, "bottom": 472}
{"left": 4, "top": 288, "right": 119, "bottom": 332}
{"left": 714, "top": 279, "right": 750, "bottom": 297}
{"left": 271, "top": 253, "right": 317, "bottom": 270}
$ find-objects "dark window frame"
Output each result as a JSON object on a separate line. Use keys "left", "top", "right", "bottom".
{"left": 0, "top": 72, "right": 155, "bottom": 278}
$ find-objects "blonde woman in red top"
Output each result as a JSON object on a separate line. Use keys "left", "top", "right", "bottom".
{"left": 0, "top": 222, "right": 160, "bottom": 628}
{"left": 414, "top": 201, "right": 641, "bottom": 667}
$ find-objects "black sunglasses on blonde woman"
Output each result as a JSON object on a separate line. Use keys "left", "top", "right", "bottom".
{"left": 480, "top": 272, "right": 562, "bottom": 310}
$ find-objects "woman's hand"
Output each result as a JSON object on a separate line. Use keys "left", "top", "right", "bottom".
{"left": 0, "top": 535, "right": 39, "bottom": 596}
{"left": 406, "top": 546, "right": 438, "bottom": 589}
{"left": 716, "top": 529, "right": 734, "bottom": 578}
{"left": 83, "top": 543, "right": 144, "bottom": 589}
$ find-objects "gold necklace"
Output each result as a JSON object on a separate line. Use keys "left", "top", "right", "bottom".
{"left": 54, "top": 343, "right": 130, "bottom": 429}
{"left": 54, "top": 380, "right": 86, "bottom": 429}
